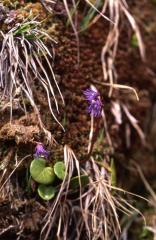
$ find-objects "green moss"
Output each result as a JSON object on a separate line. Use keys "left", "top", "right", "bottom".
{"left": 131, "top": 34, "right": 138, "bottom": 48}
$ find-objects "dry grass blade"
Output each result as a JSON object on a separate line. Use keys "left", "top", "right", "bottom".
{"left": 82, "top": 157, "right": 147, "bottom": 239}
{"left": 122, "top": 104, "right": 145, "bottom": 144}
{"left": 41, "top": 144, "right": 123, "bottom": 239}
{"left": 84, "top": 0, "right": 145, "bottom": 98}
{"left": 121, "top": 2, "right": 145, "bottom": 60}
{"left": 92, "top": 80, "right": 139, "bottom": 101}
{"left": 62, "top": 0, "right": 80, "bottom": 63}
{"left": 0, "top": 154, "right": 31, "bottom": 193}
{"left": 134, "top": 162, "right": 156, "bottom": 207}
{"left": 84, "top": 0, "right": 113, "bottom": 23}
{"left": 41, "top": 145, "right": 120, "bottom": 239}
{"left": 0, "top": 19, "right": 64, "bottom": 137}
{"left": 87, "top": 157, "right": 121, "bottom": 239}
{"left": 88, "top": 113, "right": 94, "bottom": 154}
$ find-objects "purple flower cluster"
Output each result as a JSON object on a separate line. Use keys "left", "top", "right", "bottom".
{"left": 84, "top": 88, "right": 102, "bottom": 117}
{"left": 34, "top": 143, "right": 49, "bottom": 159}
{"left": 83, "top": 88, "right": 99, "bottom": 102}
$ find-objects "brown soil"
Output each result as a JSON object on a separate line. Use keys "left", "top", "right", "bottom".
{"left": 0, "top": 0, "right": 156, "bottom": 239}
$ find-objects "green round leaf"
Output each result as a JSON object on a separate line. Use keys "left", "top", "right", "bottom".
{"left": 70, "top": 175, "right": 89, "bottom": 190}
{"left": 54, "top": 161, "right": 65, "bottom": 180}
{"left": 38, "top": 184, "right": 56, "bottom": 201}
{"left": 30, "top": 159, "right": 55, "bottom": 184}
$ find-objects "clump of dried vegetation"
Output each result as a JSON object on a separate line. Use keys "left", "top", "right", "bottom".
{"left": 0, "top": 13, "right": 64, "bottom": 137}
{"left": 0, "top": 1, "right": 148, "bottom": 239}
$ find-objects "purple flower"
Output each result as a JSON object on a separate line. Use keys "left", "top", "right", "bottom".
{"left": 84, "top": 88, "right": 102, "bottom": 117}
{"left": 83, "top": 88, "right": 99, "bottom": 102}
{"left": 34, "top": 143, "right": 49, "bottom": 159}
{"left": 87, "top": 99, "right": 102, "bottom": 117}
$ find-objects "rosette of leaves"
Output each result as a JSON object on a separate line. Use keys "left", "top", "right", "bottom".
{"left": 30, "top": 158, "right": 55, "bottom": 185}
{"left": 30, "top": 158, "right": 66, "bottom": 200}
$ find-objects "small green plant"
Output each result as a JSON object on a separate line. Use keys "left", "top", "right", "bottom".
{"left": 30, "top": 143, "right": 66, "bottom": 200}
{"left": 30, "top": 144, "right": 89, "bottom": 201}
